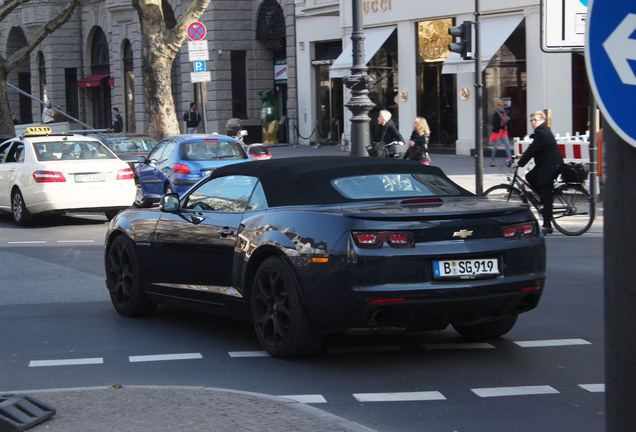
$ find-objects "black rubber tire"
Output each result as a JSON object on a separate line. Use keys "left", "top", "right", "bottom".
{"left": 251, "top": 257, "right": 324, "bottom": 358}
{"left": 134, "top": 181, "right": 152, "bottom": 208}
{"left": 483, "top": 184, "right": 526, "bottom": 204}
{"left": 453, "top": 314, "right": 518, "bottom": 340}
{"left": 105, "top": 235, "right": 156, "bottom": 317}
{"left": 551, "top": 184, "right": 595, "bottom": 236}
{"left": 11, "top": 189, "right": 34, "bottom": 226}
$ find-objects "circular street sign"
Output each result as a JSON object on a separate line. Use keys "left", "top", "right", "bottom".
{"left": 585, "top": 0, "right": 636, "bottom": 147}
{"left": 187, "top": 22, "right": 206, "bottom": 41}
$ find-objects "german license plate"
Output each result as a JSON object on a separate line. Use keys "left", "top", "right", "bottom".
{"left": 433, "top": 258, "right": 499, "bottom": 279}
{"left": 75, "top": 173, "right": 106, "bottom": 182}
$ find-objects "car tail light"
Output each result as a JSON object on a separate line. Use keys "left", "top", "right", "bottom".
{"left": 502, "top": 221, "right": 537, "bottom": 240}
{"left": 116, "top": 168, "right": 134, "bottom": 180}
{"left": 352, "top": 231, "right": 414, "bottom": 248}
{"left": 172, "top": 163, "right": 191, "bottom": 174}
{"left": 33, "top": 170, "right": 66, "bottom": 183}
{"left": 250, "top": 153, "right": 270, "bottom": 158}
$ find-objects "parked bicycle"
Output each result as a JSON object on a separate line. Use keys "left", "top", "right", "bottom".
{"left": 366, "top": 141, "right": 403, "bottom": 158}
{"left": 484, "top": 156, "right": 595, "bottom": 236}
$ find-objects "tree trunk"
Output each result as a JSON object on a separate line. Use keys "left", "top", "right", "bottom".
{"left": 140, "top": 49, "right": 180, "bottom": 140}
{"left": 0, "top": 71, "right": 14, "bottom": 137}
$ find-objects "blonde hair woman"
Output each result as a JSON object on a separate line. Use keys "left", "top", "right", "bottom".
{"left": 403, "top": 116, "right": 431, "bottom": 164}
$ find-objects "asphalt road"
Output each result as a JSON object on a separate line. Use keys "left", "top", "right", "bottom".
{"left": 0, "top": 149, "right": 605, "bottom": 431}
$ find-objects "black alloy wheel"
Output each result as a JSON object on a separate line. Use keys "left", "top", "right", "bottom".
{"left": 105, "top": 235, "right": 156, "bottom": 316}
{"left": 251, "top": 257, "right": 324, "bottom": 358}
{"left": 452, "top": 314, "right": 519, "bottom": 340}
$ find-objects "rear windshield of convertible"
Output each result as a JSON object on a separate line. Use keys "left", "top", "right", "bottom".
{"left": 332, "top": 173, "right": 461, "bottom": 199}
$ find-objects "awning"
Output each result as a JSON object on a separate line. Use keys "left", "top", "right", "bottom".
{"left": 77, "top": 74, "right": 114, "bottom": 88}
{"left": 329, "top": 26, "right": 396, "bottom": 79}
{"left": 442, "top": 14, "right": 524, "bottom": 74}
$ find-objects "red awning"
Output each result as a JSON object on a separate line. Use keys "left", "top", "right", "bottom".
{"left": 77, "top": 74, "right": 114, "bottom": 88}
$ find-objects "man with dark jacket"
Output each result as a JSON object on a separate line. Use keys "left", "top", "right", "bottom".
{"left": 183, "top": 103, "right": 201, "bottom": 134}
{"left": 511, "top": 111, "right": 564, "bottom": 234}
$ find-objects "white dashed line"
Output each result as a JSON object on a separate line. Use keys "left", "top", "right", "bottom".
{"left": 8, "top": 241, "right": 47, "bottom": 244}
{"left": 29, "top": 357, "right": 104, "bottom": 367}
{"left": 514, "top": 338, "right": 591, "bottom": 348}
{"left": 353, "top": 391, "right": 446, "bottom": 402}
{"left": 280, "top": 394, "right": 327, "bottom": 404}
{"left": 129, "top": 353, "right": 203, "bottom": 362}
{"left": 579, "top": 384, "right": 605, "bottom": 393}
{"left": 57, "top": 240, "right": 96, "bottom": 243}
{"left": 472, "top": 385, "right": 559, "bottom": 398}
{"left": 228, "top": 351, "right": 270, "bottom": 358}
{"left": 326, "top": 345, "right": 402, "bottom": 354}
{"left": 422, "top": 342, "right": 495, "bottom": 350}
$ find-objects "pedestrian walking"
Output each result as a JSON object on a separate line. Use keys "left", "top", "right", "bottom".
{"left": 403, "top": 116, "right": 431, "bottom": 164}
{"left": 489, "top": 99, "right": 512, "bottom": 166}
{"left": 183, "top": 103, "right": 201, "bottom": 134}
{"left": 42, "top": 101, "right": 54, "bottom": 124}
{"left": 109, "top": 107, "right": 123, "bottom": 133}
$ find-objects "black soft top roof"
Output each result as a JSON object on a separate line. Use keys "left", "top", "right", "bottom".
{"left": 211, "top": 156, "right": 473, "bottom": 207}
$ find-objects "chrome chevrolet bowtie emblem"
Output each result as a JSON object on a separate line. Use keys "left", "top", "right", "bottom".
{"left": 453, "top": 229, "right": 473, "bottom": 239}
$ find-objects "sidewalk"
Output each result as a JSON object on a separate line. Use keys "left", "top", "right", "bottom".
{"left": 14, "top": 386, "right": 376, "bottom": 432}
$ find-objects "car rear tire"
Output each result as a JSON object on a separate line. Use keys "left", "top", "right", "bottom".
{"left": 106, "top": 235, "right": 156, "bottom": 317}
{"left": 134, "top": 181, "right": 152, "bottom": 208}
{"left": 251, "top": 257, "right": 324, "bottom": 358}
{"left": 11, "top": 189, "right": 34, "bottom": 226}
{"left": 452, "top": 314, "right": 518, "bottom": 340}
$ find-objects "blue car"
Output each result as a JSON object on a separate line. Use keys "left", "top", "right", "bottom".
{"left": 134, "top": 134, "right": 249, "bottom": 207}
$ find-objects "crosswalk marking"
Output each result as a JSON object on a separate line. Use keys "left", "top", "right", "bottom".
{"left": 280, "top": 394, "right": 327, "bottom": 403}
{"left": 353, "top": 391, "right": 446, "bottom": 402}
{"left": 514, "top": 338, "right": 591, "bottom": 348}
{"left": 579, "top": 384, "right": 605, "bottom": 393}
{"left": 422, "top": 342, "right": 495, "bottom": 350}
{"left": 228, "top": 351, "right": 270, "bottom": 357}
{"left": 472, "top": 385, "right": 559, "bottom": 398}
{"left": 29, "top": 357, "right": 104, "bottom": 367}
{"left": 129, "top": 353, "right": 202, "bottom": 362}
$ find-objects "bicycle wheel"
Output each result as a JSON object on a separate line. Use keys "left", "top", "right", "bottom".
{"left": 551, "top": 184, "right": 595, "bottom": 236}
{"left": 483, "top": 184, "right": 526, "bottom": 204}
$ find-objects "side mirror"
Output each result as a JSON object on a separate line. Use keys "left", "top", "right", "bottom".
{"left": 160, "top": 193, "right": 180, "bottom": 212}
{"left": 238, "top": 130, "right": 248, "bottom": 137}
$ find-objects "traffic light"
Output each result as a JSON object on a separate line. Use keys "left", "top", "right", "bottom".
{"left": 448, "top": 21, "right": 473, "bottom": 60}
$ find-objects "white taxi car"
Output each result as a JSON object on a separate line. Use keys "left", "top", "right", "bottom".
{"left": 0, "top": 127, "right": 136, "bottom": 225}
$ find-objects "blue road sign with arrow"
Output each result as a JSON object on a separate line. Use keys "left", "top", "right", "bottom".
{"left": 585, "top": 0, "right": 636, "bottom": 147}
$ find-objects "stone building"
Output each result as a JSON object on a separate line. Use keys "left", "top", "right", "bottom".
{"left": 2, "top": 0, "right": 296, "bottom": 143}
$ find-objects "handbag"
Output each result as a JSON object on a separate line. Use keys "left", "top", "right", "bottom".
{"left": 423, "top": 152, "right": 431, "bottom": 164}
{"left": 558, "top": 162, "right": 588, "bottom": 183}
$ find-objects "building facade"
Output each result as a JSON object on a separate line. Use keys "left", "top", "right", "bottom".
{"left": 2, "top": 0, "right": 297, "bottom": 143}
{"left": 295, "top": 0, "right": 590, "bottom": 155}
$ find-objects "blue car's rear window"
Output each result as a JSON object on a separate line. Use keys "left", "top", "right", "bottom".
{"left": 180, "top": 140, "right": 248, "bottom": 161}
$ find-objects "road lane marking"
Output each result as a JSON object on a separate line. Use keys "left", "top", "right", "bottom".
{"left": 29, "top": 358, "right": 104, "bottom": 367}
{"left": 514, "top": 338, "right": 591, "bottom": 348}
{"left": 57, "top": 240, "right": 96, "bottom": 243}
{"left": 326, "top": 345, "right": 402, "bottom": 354}
{"left": 422, "top": 342, "right": 495, "bottom": 350}
{"left": 280, "top": 394, "right": 327, "bottom": 403}
{"left": 129, "top": 353, "right": 202, "bottom": 362}
{"left": 8, "top": 241, "right": 47, "bottom": 244}
{"left": 472, "top": 385, "right": 559, "bottom": 398}
{"left": 579, "top": 384, "right": 605, "bottom": 393}
{"left": 353, "top": 391, "right": 446, "bottom": 402}
{"left": 228, "top": 351, "right": 270, "bottom": 357}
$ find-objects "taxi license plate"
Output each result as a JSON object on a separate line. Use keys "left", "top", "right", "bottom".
{"left": 75, "top": 173, "right": 106, "bottom": 182}
{"left": 433, "top": 258, "right": 499, "bottom": 279}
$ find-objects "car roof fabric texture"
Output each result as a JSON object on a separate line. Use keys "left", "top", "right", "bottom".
{"left": 212, "top": 156, "right": 473, "bottom": 207}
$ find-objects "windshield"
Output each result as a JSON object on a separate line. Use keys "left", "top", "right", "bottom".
{"left": 33, "top": 140, "right": 116, "bottom": 161}
{"left": 103, "top": 137, "right": 156, "bottom": 153}
{"left": 332, "top": 173, "right": 461, "bottom": 199}
{"left": 180, "top": 140, "right": 248, "bottom": 161}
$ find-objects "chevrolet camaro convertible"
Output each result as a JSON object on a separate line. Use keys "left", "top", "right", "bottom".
{"left": 104, "top": 156, "right": 546, "bottom": 357}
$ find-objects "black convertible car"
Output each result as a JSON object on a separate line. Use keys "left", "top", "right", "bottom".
{"left": 105, "top": 156, "right": 546, "bottom": 357}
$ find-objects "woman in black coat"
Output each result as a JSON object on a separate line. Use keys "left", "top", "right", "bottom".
{"left": 374, "top": 110, "right": 405, "bottom": 156}
{"left": 511, "top": 111, "right": 564, "bottom": 233}
{"left": 403, "top": 116, "right": 430, "bottom": 163}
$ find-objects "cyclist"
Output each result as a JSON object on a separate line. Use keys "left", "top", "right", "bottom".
{"left": 375, "top": 110, "right": 405, "bottom": 156}
{"left": 510, "top": 111, "right": 563, "bottom": 234}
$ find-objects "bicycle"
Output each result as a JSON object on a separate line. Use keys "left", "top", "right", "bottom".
{"left": 366, "top": 141, "right": 403, "bottom": 158}
{"left": 484, "top": 157, "right": 595, "bottom": 236}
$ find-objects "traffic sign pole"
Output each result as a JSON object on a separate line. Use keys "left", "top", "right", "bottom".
{"left": 586, "top": 1, "right": 636, "bottom": 430}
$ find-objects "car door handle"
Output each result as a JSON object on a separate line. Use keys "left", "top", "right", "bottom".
{"left": 219, "top": 227, "right": 234, "bottom": 237}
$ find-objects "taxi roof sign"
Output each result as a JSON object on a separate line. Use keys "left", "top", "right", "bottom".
{"left": 26, "top": 126, "right": 52, "bottom": 134}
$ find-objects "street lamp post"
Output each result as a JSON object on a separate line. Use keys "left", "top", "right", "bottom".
{"left": 344, "top": 0, "right": 376, "bottom": 156}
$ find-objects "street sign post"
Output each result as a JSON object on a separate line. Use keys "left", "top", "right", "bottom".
{"left": 585, "top": 0, "right": 636, "bottom": 147}
{"left": 188, "top": 40, "right": 210, "bottom": 62}
{"left": 541, "top": 0, "right": 588, "bottom": 52}
{"left": 187, "top": 22, "right": 206, "bottom": 41}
